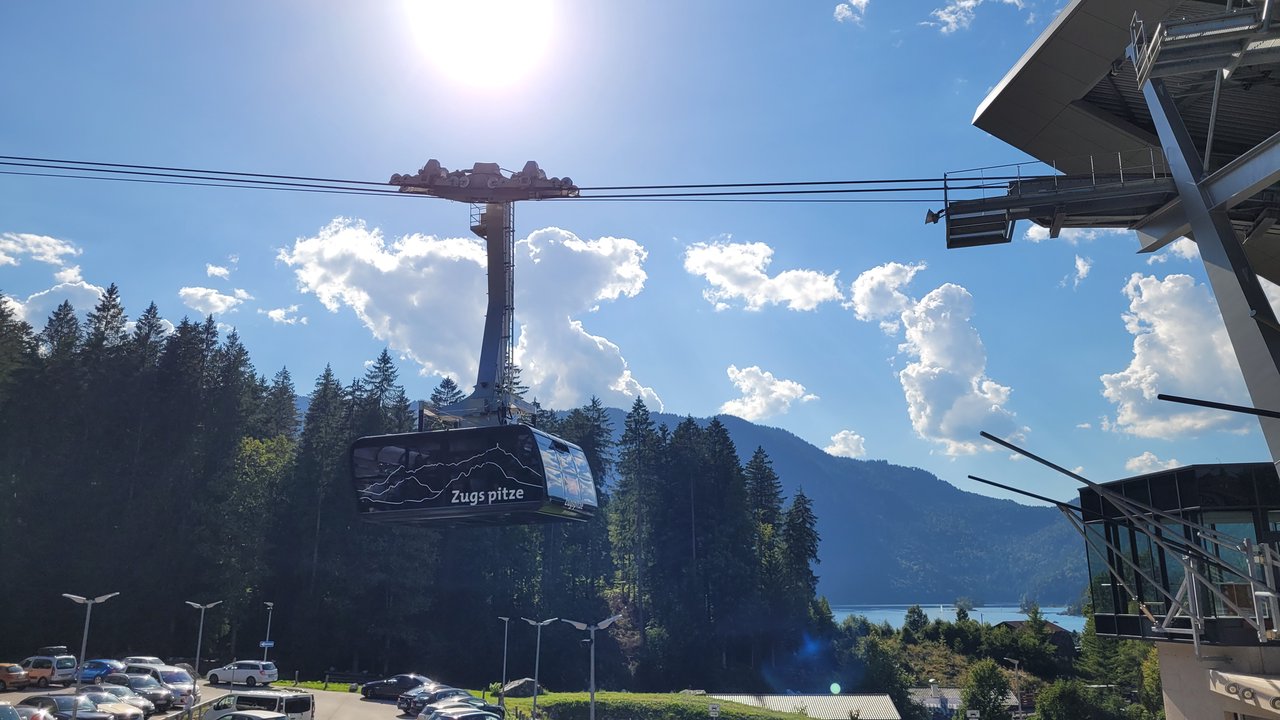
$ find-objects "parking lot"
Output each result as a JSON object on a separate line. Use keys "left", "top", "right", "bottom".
{"left": 2, "top": 681, "right": 406, "bottom": 720}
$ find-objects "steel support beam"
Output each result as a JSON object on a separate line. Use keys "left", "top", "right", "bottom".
{"left": 1138, "top": 73, "right": 1280, "bottom": 466}
{"left": 1135, "top": 129, "right": 1280, "bottom": 251}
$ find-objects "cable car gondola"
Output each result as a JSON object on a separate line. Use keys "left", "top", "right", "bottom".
{"left": 350, "top": 424, "right": 597, "bottom": 526}
{"left": 347, "top": 160, "right": 596, "bottom": 526}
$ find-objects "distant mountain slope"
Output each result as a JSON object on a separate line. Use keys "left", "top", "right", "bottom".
{"left": 602, "top": 408, "right": 1085, "bottom": 605}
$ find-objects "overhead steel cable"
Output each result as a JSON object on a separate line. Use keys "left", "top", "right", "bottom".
{"left": 0, "top": 170, "right": 425, "bottom": 199}
{"left": 0, "top": 154, "right": 391, "bottom": 187}
{"left": 578, "top": 177, "right": 944, "bottom": 191}
{"left": 0, "top": 154, "right": 1018, "bottom": 202}
{"left": 0, "top": 160, "right": 411, "bottom": 196}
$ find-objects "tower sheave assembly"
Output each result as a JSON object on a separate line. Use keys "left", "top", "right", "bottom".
{"left": 349, "top": 160, "right": 598, "bottom": 526}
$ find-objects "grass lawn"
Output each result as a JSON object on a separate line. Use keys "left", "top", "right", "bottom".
{"left": 270, "top": 682, "right": 809, "bottom": 720}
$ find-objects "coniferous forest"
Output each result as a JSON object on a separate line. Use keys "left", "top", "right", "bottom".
{"left": 0, "top": 287, "right": 841, "bottom": 694}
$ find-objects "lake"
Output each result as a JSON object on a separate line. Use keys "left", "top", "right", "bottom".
{"left": 832, "top": 604, "right": 1086, "bottom": 633}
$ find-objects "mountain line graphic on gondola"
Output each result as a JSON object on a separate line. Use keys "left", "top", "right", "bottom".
{"left": 358, "top": 443, "right": 545, "bottom": 506}
{"left": 350, "top": 424, "right": 597, "bottom": 524}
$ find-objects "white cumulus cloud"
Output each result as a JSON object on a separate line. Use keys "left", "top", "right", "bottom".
{"left": 6, "top": 281, "right": 105, "bottom": 324}
{"left": 54, "top": 265, "right": 83, "bottom": 284}
{"left": 207, "top": 264, "right": 231, "bottom": 279}
{"left": 834, "top": 0, "right": 869, "bottom": 23}
{"left": 258, "top": 305, "right": 308, "bottom": 325}
{"left": 1146, "top": 237, "right": 1200, "bottom": 264}
{"left": 1024, "top": 225, "right": 1132, "bottom": 245}
{"left": 0, "top": 232, "right": 82, "bottom": 268}
{"left": 719, "top": 364, "right": 817, "bottom": 421}
{"left": 848, "top": 261, "right": 926, "bottom": 332}
{"left": 1125, "top": 451, "right": 1181, "bottom": 474}
{"left": 279, "top": 218, "right": 660, "bottom": 411}
{"left": 179, "top": 287, "right": 246, "bottom": 315}
{"left": 684, "top": 239, "right": 842, "bottom": 311}
{"left": 928, "top": 0, "right": 1024, "bottom": 33}
{"left": 825, "top": 429, "right": 867, "bottom": 458}
{"left": 850, "top": 263, "right": 1023, "bottom": 455}
{"left": 1063, "top": 255, "right": 1092, "bottom": 289}
{"left": 1101, "top": 273, "right": 1250, "bottom": 437}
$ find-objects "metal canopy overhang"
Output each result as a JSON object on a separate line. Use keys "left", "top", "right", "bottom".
{"left": 973, "top": 0, "right": 1181, "bottom": 172}
{"left": 964, "top": 0, "right": 1280, "bottom": 280}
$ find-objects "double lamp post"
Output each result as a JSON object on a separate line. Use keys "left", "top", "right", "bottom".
{"left": 503, "top": 613, "right": 621, "bottom": 720}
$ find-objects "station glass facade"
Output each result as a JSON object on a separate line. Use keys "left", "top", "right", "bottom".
{"left": 1080, "top": 463, "right": 1280, "bottom": 642}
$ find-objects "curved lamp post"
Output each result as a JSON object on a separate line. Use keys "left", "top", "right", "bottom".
{"left": 185, "top": 601, "right": 222, "bottom": 678}
{"left": 1004, "top": 657, "right": 1023, "bottom": 718}
{"left": 497, "top": 617, "right": 511, "bottom": 707}
{"left": 521, "top": 617, "right": 558, "bottom": 719}
{"left": 262, "top": 602, "right": 275, "bottom": 661}
{"left": 561, "top": 615, "right": 622, "bottom": 720}
{"left": 64, "top": 592, "right": 119, "bottom": 720}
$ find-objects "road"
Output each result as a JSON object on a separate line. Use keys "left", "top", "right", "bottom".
{"left": 0, "top": 681, "right": 399, "bottom": 720}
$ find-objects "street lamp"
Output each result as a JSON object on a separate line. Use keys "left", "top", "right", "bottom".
{"left": 561, "top": 614, "right": 622, "bottom": 720}
{"left": 497, "top": 617, "right": 511, "bottom": 708}
{"left": 185, "top": 601, "right": 222, "bottom": 678}
{"left": 263, "top": 602, "right": 275, "bottom": 661}
{"left": 64, "top": 592, "right": 119, "bottom": 720}
{"left": 521, "top": 617, "right": 558, "bottom": 719}
{"left": 1003, "top": 657, "right": 1022, "bottom": 718}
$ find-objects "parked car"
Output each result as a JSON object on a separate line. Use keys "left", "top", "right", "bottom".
{"left": 400, "top": 687, "right": 470, "bottom": 716}
{"left": 417, "top": 696, "right": 504, "bottom": 719}
{"left": 19, "top": 655, "right": 77, "bottom": 688}
{"left": 80, "top": 684, "right": 155, "bottom": 717}
{"left": 203, "top": 689, "right": 314, "bottom": 720}
{"left": 424, "top": 702, "right": 499, "bottom": 717}
{"left": 206, "top": 661, "right": 279, "bottom": 686}
{"left": 419, "top": 701, "right": 504, "bottom": 720}
{"left": 121, "top": 664, "right": 197, "bottom": 705}
{"left": 77, "top": 660, "right": 126, "bottom": 685}
{"left": 73, "top": 691, "right": 143, "bottom": 720}
{"left": 16, "top": 695, "right": 112, "bottom": 720}
{"left": 117, "top": 659, "right": 162, "bottom": 667}
{"left": 13, "top": 706, "right": 53, "bottom": 720}
{"left": 102, "top": 674, "right": 172, "bottom": 712}
{"left": 362, "top": 674, "right": 432, "bottom": 700}
{"left": 0, "top": 702, "right": 17, "bottom": 720}
{"left": 0, "top": 664, "right": 30, "bottom": 691}
{"left": 220, "top": 712, "right": 286, "bottom": 720}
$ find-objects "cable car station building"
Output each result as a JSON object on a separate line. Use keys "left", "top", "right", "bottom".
{"left": 936, "top": 0, "right": 1280, "bottom": 717}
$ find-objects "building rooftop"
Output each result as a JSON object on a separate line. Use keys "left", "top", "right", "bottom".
{"left": 711, "top": 694, "right": 901, "bottom": 720}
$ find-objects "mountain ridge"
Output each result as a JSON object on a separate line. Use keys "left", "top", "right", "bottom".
{"left": 599, "top": 407, "right": 1085, "bottom": 605}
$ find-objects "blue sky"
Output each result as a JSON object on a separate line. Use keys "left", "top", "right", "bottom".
{"left": 1, "top": 0, "right": 1267, "bottom": 505}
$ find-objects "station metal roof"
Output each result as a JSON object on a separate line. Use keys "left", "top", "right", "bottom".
{"left": 711, "top": 694, "right": 901, "bottom": 720}
{"left": 974, "top": 0, "right": 1280, "bottom": 175}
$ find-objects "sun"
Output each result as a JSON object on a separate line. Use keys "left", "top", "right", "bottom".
{"left": 403, "top": 0, "right": 556, "bottom": 89}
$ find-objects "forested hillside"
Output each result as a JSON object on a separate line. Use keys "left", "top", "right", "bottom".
{"left": 0, "top": 288, "right": 830, "bottom": 692}
{"left": 619, "top": 412, "right": 1086, "bottom": 604}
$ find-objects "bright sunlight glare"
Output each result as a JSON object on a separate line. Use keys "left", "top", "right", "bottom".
{"left": 403, "top": 0, "right": 555, "bottom": 89}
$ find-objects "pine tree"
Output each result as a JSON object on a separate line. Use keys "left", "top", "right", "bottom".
{"left": 0, "top": 293, "right": 36, "bottom": 404}
{"left": 129, "top": 302, "right": 168, "bottom": 368}
{"left": 40, "top": 300, "right": 81, "bottom": 358}
{"left": 609, "top": 397, "right": 663, "bottom": 656}
{"left": 261, "top": 367, "right": 299, "bottom": 438}
{"left": 429, "top": 376, "right": 465, "bottom": 408}
{"left": 781, "top": 488, "right": 821, "bottom": 599}
{"left": 744, "top": 446, "right": 784, "bottom": 528}
{"left": 84, "top": 283, "right": 128, "bottom": 350}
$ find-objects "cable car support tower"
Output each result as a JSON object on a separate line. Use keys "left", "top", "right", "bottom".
{"left": 389, "top": 159, "right": 578, "bottom": 427}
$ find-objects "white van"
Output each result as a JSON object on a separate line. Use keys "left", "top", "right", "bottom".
{"left": 204, "top": 689, "right": 315, "bottom": 720}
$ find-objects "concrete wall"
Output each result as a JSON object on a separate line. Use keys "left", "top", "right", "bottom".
{"left": 1158, "top": 640, "right": 1280, "bottom": 720}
